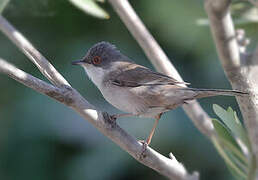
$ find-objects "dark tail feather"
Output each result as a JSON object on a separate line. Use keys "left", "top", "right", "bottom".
{"left": 184, "top": 88, "right": 249, "bottom": 99}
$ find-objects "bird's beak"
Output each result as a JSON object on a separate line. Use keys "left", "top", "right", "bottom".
{"left": 72, "top": 59, "right": 84, "bottom": 65}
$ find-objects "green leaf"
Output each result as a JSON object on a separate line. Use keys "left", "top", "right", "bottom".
{"left": 69, "top": 0, "right": 109, "bottom": 19}
{"left": 212, "top": 137, "right": 247, "bottom": 179}
{"left": 213, "top": 104, "right": 249, "bottom": 149}
{"left": 211, "top": 106, "right": 249, "bottom": 179}
{"left": 212, "top": 118, "right": 237, "bottom": 146}
{"left": 220, "top": 138, "right": 248, "bottom": 166}
{"left": 212, "top": 119, "right": 247, "bottom": 165}
{"left": 226, "top": 150, "right": 247, "bottom": 173}
{"left": 231, "top": 2, "right": 258, "bottom": 24}
{"left": 226, "top": 160, "right": 246, "bottom": 180}
{"left": 0, "top": 0, "right": 10, "bottom": 13}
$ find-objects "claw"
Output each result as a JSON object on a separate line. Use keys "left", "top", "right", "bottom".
{"left": 138, "top": 140, "right": 148, "bottom": 159}
{"left": 110, "top": 114, "right": 117, "bottom": 121}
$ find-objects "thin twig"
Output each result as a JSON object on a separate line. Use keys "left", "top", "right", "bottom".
{"left": 108, "top": 0, "right": 215, "bottom": 138}
{"left": 205, "top": 0, "right": 258, "bottom": 176}
{"left": 0, "top": 59, "right": 62, "bottom": 99}
{"left": 0, "top": 16, "right": 70, "bottom": 88}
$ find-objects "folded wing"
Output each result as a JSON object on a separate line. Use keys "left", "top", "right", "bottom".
{"left": 110, "top": 63, "right": 188, "bottom": 87}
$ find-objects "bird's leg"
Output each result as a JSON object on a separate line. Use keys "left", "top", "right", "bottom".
{"left": 139, "top": 113, "right": 163, "bottom": 159}
{"left": 146, "top": 113, "right": 162, "bottom": 145}
{"left": 110, "top": 113, "right": 134, "bottom": 121}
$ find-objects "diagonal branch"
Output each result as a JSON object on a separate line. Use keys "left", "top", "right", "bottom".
{"left": 0, "top": 15, "right": 70, "bottom": 88}
{"left": 204, "top": 0, "right": 258, "bottom": 174}
{"left": 0, "top": 58, "right": 64, "bottom": 101}
{"left": 108, "top": 0, "right": 215, "bottom": 138}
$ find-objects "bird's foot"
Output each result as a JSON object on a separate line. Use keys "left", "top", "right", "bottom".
{"left": 110, "top": 114, "right": 118, "bottom": 121}
{"left": 138, "top": 140, "right": 148, "bottom": 160}
{"left": 102, "top": 112, "right": 117, "bottom": 125}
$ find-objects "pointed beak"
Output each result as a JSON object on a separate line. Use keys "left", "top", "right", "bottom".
{"left": 72, "top": 59, "right": 84, "bottom": 65}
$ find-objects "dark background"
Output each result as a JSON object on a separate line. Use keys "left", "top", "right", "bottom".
{"left": 0, "top": 0, "right": 256, "bottom": 179}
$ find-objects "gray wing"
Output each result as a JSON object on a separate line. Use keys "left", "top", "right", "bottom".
{"left": 110, "top": 64, "right": 188, "bottom": 87}
{"left": 106, "top": 63, "right": 192, "bottom": 112}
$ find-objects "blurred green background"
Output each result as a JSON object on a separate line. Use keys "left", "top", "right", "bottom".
{"left": 0, "top": 0, "right": 257, "bottom": 180}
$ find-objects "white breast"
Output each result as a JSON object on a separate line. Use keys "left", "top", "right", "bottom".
{"left": 83, "top": 66, "right": 105, "bottom": 89}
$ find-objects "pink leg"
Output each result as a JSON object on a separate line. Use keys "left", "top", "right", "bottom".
{"left": 146, "top": 113, "right": 162, "bottom": 145}
{"left": 139, "top": 113, "right": 163, "bottom": 159}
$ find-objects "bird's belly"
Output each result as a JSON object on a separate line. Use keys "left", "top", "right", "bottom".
{"left": 139, "top": 107, "right": 168, "bottom": 118}
{"left": 99, "top": 85, "right": 148, "bottom": 115}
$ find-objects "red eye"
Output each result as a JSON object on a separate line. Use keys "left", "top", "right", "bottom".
{"left": 92, "top": 56, "right": 102, "bottom": 65}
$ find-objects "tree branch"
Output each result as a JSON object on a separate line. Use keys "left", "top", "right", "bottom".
{"left": 0, "top": 16, "right": 70, "bottom": 88}
{"left": 0, "top": 16, "right": 198, "bottom": 180}
{"left": 0, "top": 59, "right": 63, "bottom": 100}
{"left": 108, "top": 0, "right": 216, "bottom": 138}
{"left": 205, "top": 0, "right": 258, "bottom": 174}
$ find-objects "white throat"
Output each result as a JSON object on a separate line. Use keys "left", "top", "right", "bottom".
{"left": 83, "top": 65, "right": 106, "bottom": 88}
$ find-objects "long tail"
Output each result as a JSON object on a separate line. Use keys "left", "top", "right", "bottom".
{"left": 183, "top": 88, "right": 249, "bottom": 99}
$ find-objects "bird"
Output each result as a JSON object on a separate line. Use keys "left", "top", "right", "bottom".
{"left": 72, "top": 41, "right": 248, "bottom": 145}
